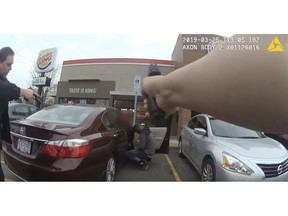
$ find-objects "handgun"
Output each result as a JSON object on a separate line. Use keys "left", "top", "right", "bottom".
{"left": 24, "top": 88, "right": 43, "bottom": 104}
{"left": 147, "top": 96, "right": 166, "bottom": 118}
{"left": 33, "top": 93, "right": 43, "bottom": 104}
{"left": 147, "top": 64, "right": 166, "bottom": 119}
{"left": 24, "top": 87, "right": 44, "bottom": 104}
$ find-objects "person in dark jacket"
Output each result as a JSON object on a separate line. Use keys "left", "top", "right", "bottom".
{"left": 118, "top": 112, "right": 134, "bottom": 150}
{"left": 126, "top": 123, "right": 156, "bottom": 170}
{"left": 0, "top": 47, "right": 35, "bottom": 181}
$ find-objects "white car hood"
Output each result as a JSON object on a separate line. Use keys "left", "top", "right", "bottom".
{"left": 216, "top": 137, "right": 288, "bottom": 159}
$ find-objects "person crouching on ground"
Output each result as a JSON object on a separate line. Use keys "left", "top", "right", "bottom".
{"left": 126, "top": 123, "right": 155, "bottom": 170}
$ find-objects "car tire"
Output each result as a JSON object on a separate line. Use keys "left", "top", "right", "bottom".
{"left": 178, "top": 138, "right": 184, "bottom": 157}
{"left": 201, "top": 159, "right": 216, "bottom": 181}
{"left": 103, "top": 156, "right": 116, "bottom": 182}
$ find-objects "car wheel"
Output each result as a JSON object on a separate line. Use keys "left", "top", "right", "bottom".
{"left": 104, "top": 156, "right": 116, "bottom": 182}
{"left": 178, "top": 138, "right": 184, "bottom": 157}
{"left": 201, "top": 159, "right": 216, "bottom": 181}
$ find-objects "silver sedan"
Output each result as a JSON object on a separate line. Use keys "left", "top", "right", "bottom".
{"left": 178, "top": 114, "right": 288, "bottom": 181}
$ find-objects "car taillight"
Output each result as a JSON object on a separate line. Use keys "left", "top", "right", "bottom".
{"left": 41, "top": 139, "right": 92, "bottom": 158}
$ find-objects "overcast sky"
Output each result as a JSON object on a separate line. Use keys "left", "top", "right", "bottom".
{"left": 0, "top": 34, "right": 179, "bottom": 87}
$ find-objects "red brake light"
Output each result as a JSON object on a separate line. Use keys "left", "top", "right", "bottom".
{"left": 41, "top": 139, "right": 92, "bottom": 158}
{"left": 41, "top": 145, "right": 61, "bottom": 157}
{"left": 58, "top": 145, "right": 91, "bottom": 158}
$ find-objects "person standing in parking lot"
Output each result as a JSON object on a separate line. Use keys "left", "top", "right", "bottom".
{"left": 0, "top": 47, "right": 35, "bottom": 181}
{"left": 126, "top": 123, "right": 156, "bottom": 170}
{"left": 118, "top": 112, "right": 135, "bottom": 150}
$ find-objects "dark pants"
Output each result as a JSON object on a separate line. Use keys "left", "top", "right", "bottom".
{"left": 127, "top": 130, "right": 134, "bottom": 149}
{"left": 126, "top": 147, "right": 152, "bottom": 162}
{"left": 0, "top": 151, "right": 4, "bottom": 181}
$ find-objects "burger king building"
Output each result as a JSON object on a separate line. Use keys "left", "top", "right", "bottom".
{"left": 56, "top": 34, "right": 223, "bottom": 137}
{"left": 56, "top": 58, "right": 177, "bottom": 134}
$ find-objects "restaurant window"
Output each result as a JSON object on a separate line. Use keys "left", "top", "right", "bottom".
{"left": 59, "top": 98, "right": 109, "bottom": 106}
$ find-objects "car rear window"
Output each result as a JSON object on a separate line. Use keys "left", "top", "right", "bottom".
{"left": 26, "top": 105, "right": 99, "bottom": 126}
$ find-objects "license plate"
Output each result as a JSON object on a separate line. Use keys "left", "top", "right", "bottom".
{"left": 17, "top": 138, "right": 32, "bottom": 154}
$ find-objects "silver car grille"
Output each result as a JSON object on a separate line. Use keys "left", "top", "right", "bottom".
{"left": 257, "top": 158, "right": 288, "bottom": 178}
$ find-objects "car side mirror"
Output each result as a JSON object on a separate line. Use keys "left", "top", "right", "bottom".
{"left": 194, "top": 128, "right": 207, "bottom": 136}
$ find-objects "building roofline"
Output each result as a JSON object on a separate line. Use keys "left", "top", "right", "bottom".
{"left": 63, "top": 58, "right": 175, "bottom": 66}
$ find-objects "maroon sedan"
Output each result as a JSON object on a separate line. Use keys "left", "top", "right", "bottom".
{"left": 2, "top": 104, "right": 130, "bottom": 181}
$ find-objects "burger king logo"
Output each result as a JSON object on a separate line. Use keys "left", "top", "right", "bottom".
{"left": 37, "top": 50, "right": 52, "bottom": 70}
{"left": 35, "top": 48, "right": 57, "bottom": 73}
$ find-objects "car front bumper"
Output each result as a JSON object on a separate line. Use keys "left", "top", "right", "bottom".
{"left": 215, "top": 165, "right": 288, "bottom": 181}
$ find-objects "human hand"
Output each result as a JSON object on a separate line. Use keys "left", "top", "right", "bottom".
{"left": 141, "top": 76, "right": 178, "bottom": 118}
{"left": 20, "top": 88, "right": 35, "bottom": 101}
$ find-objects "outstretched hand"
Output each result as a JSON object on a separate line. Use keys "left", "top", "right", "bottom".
{"left": 20, "top": 88, "right": 34, "bottom": 101}
{"left": 141, "top": 76, "right": 178, "bottom": 118}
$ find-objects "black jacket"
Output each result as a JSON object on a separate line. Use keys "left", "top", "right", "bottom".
{"left": 0, "top": 76, "right": 21, "bottom": 144}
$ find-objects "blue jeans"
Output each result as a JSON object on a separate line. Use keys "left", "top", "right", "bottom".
{"left": 0, "top": 151, "right": 4, "bottom": 181}
{"left": 126, "top": 147, "right": 151, "bottom": 162}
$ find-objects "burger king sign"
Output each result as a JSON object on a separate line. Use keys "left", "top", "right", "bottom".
{"left": 35, "top": 47, "right": 58, "bottom": 73}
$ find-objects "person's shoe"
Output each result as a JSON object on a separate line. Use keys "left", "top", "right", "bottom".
{"left": 139, "top": 160, "right": 150, "bottom": 170}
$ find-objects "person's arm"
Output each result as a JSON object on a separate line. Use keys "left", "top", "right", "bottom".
{"left": 0, "top": 80, "right": 34, "bottom": 101}
{"left": 142, "top": 35, "right": 288, "bottom": 134}
{"left": 0, "top": 81, "right": 21, "bottom": 101}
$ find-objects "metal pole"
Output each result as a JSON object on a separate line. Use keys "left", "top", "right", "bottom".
{"left": 133, "top": 91, "right": 138, "bottom": 125}
{"left": 37, "top": 73, "right": 45, "bottom": 108}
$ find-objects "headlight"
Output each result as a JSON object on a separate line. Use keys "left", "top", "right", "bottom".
{"left": 222, "top": 152, "right": 253, "bottom": 175}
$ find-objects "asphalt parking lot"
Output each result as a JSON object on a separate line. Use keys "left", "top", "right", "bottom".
{"left": 116, "top": 147, "right": 201, "bottom": 181}
{"left": 1, "top": 138, "right": 201, "bottom": 182}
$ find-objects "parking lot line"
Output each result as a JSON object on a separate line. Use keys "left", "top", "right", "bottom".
{"left": 164, "top": 154, "right": 181, "bottom": 181}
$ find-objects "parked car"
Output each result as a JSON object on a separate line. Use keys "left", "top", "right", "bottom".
{"left": 264, "top": 133, "right": 288, "bottom": 150}
{"left": 8, "top": 103, "right": 39, "bottom": 121}
{"left": 2, "top": 104, "right": 130, "bottom": 181}
{"left": 178, "top": 114, "right": 288, "bottom": 181}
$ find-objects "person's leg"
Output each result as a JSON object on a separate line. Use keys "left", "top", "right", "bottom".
{"left": 0, "top": 153, "right": 4, "bottom": 181}
{"left": 134, "top": 151, "right": 151, "bottom": 170}
{"left": 126, "top": 149, "right": 150, "bottom": 170}
{"left": 136, "top": 151, "right": 147, "bottom": 161}
{"left": 126, "top": 149, "right": 138, "bottom": 161}
{"left": 126, "top": 149, "right": 145, "bottom": 164}
{"left": 127, "top": 130, "right": 134, "bottom": 150}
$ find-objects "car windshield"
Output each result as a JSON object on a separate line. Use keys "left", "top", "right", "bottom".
{"left": 209, "top": 118, "right": 263, "bottom": 138}
{"left": 26, "top": 105, "right": 97, "bottom": 126}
